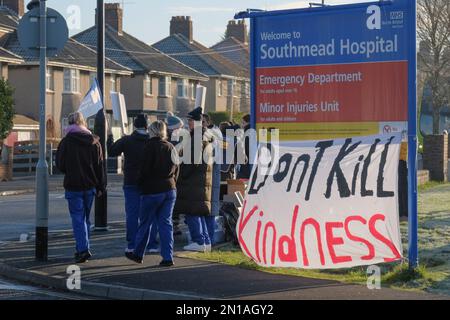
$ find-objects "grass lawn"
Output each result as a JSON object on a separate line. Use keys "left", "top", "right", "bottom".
{"left": 179, "top": 183, "right": 450, "bottom": 295}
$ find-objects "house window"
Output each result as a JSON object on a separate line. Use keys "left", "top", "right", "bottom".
{"left": 110, "top": 74, "right": 117, "bottom": 93}
{"left": 61, "top": 117, "right": 69, "bottom": 134}
{"left": 190, "top": 82, "right": 197, "bottom": 100}
{"left": 159, "top": 76, "right": 171, "bottom": 97}
{"left": 63, "top": 68, "right": 80, "bottom": 93}
{"left": 229, "top": 79, "right": 238, "bottom": 97}
{"left": 46, "top": 67, "right": 54, "bottom": 91}
{"left": 227, "top": 79, "right": 235, "bottom": 97}
{"left": 145, "top": 74, "right": 152, "bottom": 95}
{"left": 217, "top": 80, "right": 223, "bottom": 97}
{"left": 243, "top": 81, "right": 250, "bottom": 98}
{"left": 89, "top": 72, "right": 96, "bottom": 87}
{"left": 177, "top": 79, "right": 189, "bottom": 98}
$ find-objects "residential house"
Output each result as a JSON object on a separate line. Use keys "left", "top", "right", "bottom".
{"left": 153, "top": 16, "right": 250, "bottom": 114}
{"left": 211, "top": 20, "right": 250, "bottom": 71}
{"left": 0, "top": 5, "right": 24, "bottom": 78}
{"left": 0, "top": 1, "right": 133, "bottom": 138}
{"left": 73, "top": 3, "right": 208, "bottom": 118}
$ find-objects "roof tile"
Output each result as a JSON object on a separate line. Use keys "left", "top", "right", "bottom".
{"left": 154, "top": 34, "right": 248, "bottom": 78}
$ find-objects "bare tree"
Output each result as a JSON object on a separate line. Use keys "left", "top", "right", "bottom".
{"left": 417, "top": 0, "right": 450, "bottom": 134}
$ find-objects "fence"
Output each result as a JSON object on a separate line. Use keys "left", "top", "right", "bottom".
{"left": 13, "top": 140, "right": 60, "bottom": 177}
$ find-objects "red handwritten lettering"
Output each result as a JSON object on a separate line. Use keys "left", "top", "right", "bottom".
{"left": 300, "top": 218, "right": 325, "bottom": 267}
{"left": 369, "top": 214, "right": 402, "bottom": 262}
{"left": 263, "top": 222, "right": 277, "bottom": 265}
{"left": 278, "top": 205, "right": 299, "bottom": 263}
{"left": 344, "top": 216, "right": 375, "bottom": 261}
{"left": 326, "top": 222, "right": 353, "bottom": 264}
{"left": 238, "top": 201, "right": 259, "bottom": 261}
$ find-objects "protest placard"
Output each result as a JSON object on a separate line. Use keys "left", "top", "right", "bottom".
{"left": 238, "top": 134, "right": 403, "bottom": 269}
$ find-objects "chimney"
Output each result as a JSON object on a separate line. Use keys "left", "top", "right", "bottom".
{"left": 2, "top": 0, "right": 24, "bottom": 17}
{"left": 105, "top": 3, "right": 123, "bottom": 35}
{"left": 226, "top": 20, "right": 248, "bottom": 44}
{"left": 170, "top": 16, "right": 193, "bottom": 42}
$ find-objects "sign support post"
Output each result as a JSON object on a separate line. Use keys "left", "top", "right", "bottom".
{"left": 35, "top": 0, "right": 49, "bottom": 261}
{"left": 407, "top": 0, "right": 418, "bottom": 270}
{"left": 19, "top": 1, "right": 69, "bottom": 262}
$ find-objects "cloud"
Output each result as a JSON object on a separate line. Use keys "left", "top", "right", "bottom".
{"left": 168, "top": 6, "right": 235, "bottom": 15}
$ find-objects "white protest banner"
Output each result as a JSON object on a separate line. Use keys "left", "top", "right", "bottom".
{"left": 78, "top": 79, "right": 103, "bottom": 119}
{"left": 195, "top": 86, "right": 206, "bottom": 110}
{"left": 111, "top": 92, "right": 129, "bottom": 135}
{"left": 237, "top": 134, "right": 403, "bottom": 269}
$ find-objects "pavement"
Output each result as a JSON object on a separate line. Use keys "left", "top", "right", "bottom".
{"left": 0, "top": 223, "right": 448, "bottom": 300}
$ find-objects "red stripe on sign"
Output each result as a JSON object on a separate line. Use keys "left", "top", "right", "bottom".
{"left": 256, "top": 61, "right": 408, "bottom": 123}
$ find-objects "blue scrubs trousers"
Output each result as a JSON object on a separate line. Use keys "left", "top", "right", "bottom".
{"left": 134, "top": 190, "right": 177, "bottom": 261}
{"left": 123, "top": 185, "right": 159, "bottom": 251}
{"left": 65, "top": 189, "right": 96, "bottom": 254}
{"left": 185, "top": 215, "right": 211, "bottom": 246}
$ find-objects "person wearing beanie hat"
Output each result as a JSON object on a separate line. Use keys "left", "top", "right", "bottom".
{"left": 107, "top": 113, "right": 159, "bottom": 255}
{"left": 134, "top": 114, "right": 148, "bottom": 130}
{"left": 174, "top": 107, "right": 214, "bottom": 253}
{"left": 167, "top": 115, "right": 184, "bottom": 132}
{"left": 165, "top": 113, "right": 185, "bottom": 237}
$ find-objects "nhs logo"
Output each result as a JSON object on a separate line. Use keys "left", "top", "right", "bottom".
{"left": 390, "top": 11, "right": 404, "bottom": 20}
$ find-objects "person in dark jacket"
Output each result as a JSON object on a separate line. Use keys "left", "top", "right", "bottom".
{"left": 56, "top": 112, "right": 105, "bottom": 264}
{"left": 107, "top": 114, "right": 159, "bottom": 255}
{"left": 237, "top": 114, "right": 252, "bottom": 179}
{"left": 174, "top": 107, "right": 214, "bottom": 252}
{"left": 126, "top": 121, "right": 179, "bottom": 267}
{"left": 203, "top": 114, "right": 222, "bottom": 246}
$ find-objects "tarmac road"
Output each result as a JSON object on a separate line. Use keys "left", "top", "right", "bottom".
{"left": 0, "top": 276, "right": 96, "bottom": 300}
{"left": 0, "top": 191, "right": 126, "bottom": 242}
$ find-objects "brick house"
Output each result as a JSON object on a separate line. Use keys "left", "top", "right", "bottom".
{"left": 153, "top": 16, "right": 250, "bottom": 114}
{"left": 0, "top": 5, "right": 24, "bottom": 78}
{"left": 211, "top": 20, "right": 250, "bottom": 71}
{"left": 0, "top": 1, "right": 133, "bottom": 138}
{"left": 73, "top": 3, "right": 208, "bottom": 118}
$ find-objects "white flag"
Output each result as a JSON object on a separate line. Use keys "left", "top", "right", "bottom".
{"left": 78, "top": 79, "right": 103, "bottom": 119}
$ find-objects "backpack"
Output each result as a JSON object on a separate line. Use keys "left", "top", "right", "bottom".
{"left": 220, "top": 202, "right": 241, "bottom": 246}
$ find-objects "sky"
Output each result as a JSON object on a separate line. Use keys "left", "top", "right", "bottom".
{"left": 47, "top": 0, "right": 374, "bottom": 47}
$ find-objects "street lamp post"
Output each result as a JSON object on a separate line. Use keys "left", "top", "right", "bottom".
{"left": 20, "top": 0, "right": 68, "bottom": 262}
{"left": 94, "top": 0, "right": 108, "bottom": 231}
{"left": 35, "top": 0, "right": 49, "bottom": 262}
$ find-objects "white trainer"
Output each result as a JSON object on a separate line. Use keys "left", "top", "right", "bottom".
{"left": 205, "top": 244, "right": 212, "bottom": 253}
{"left": 183, "top": 242, "right": 206, "bottom": 252}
